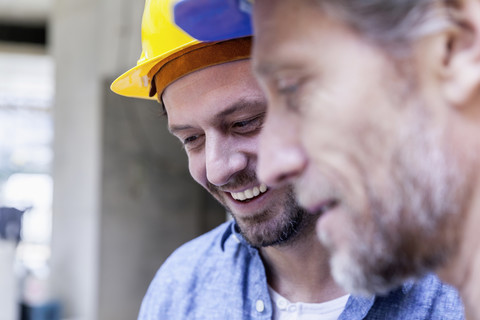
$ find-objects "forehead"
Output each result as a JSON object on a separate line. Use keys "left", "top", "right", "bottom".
{"left": 253, "top": 0, "right": 321, "bottom": 50}
{"left": 163, "top": 60, "right": 264, "bottom": 126}
{"left": 252, "top": 0, "right": 352, "bottom": 74}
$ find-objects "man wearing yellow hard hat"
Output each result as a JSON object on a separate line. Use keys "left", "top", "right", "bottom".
{"left": 111, "top": 1, "right": 465, "bottom": 319}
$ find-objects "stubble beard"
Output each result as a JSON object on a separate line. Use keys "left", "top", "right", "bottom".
{"left": 206, "top": 171, "right": 311, "bottom": 248}
{"left": 327, "top": 96, "right": 466, "bottom": 296}
{"left": 234, "top": 190, "right": 312, "bottom": 248}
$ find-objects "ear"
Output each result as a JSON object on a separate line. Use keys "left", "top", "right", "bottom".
{"left": 442, "top": 0, "right": 480, "bottom": 112}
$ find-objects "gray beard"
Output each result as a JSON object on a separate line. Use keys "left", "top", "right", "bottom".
{"left": 327, "top": 103, "right": 466, "bottom": 296}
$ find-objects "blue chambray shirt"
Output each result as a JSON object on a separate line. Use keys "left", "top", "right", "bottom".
{"left": 138, "top": 221, "right": 464, "bottom": 320}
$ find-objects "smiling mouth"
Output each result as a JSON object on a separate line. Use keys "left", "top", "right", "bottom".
{"left": 230, "top": 183, "right": 268, "bottom": 201}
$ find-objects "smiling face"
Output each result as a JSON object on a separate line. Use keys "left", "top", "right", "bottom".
{"left": 162, "top": 59, "right": 312, "bottom": 247}
{"left": 252, "top": 0, "right": 471, "bottom": 294}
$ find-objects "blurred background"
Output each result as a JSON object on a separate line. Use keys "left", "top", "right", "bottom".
{"left": 0, "top": 0, "right": 225, "bottom": 319}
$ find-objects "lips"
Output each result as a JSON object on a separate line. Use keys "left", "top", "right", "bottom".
{"left": 230, "top": 183, "right": 268, "bottom": 201}
{"left": 305, "top": 199, "right": 339, "bottom": 215}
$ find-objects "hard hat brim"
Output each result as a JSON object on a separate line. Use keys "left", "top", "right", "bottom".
{"left": 111, "top": 37, "right": 252, "bottom": 100}
{"left": 111, "top": 39, "right": 200, "bottom": 100}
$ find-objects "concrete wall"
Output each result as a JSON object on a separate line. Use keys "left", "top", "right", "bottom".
{"left": 50, "top": 1, "right": 225, "bottom": 319}
{"left": 98, "top": 86, "right": 224, "bottom": 320}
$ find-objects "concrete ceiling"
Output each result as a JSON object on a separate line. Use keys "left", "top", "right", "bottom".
{"left": 0, "top": 0, "right": 52, "bottom": 24}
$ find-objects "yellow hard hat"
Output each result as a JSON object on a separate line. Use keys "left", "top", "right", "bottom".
{"left": 111, "top": 0, "right": 251, "bottom": 100}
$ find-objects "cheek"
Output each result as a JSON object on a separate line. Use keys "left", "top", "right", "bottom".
{"left": 301, "top": 85, "right": 401, "bottom": 164}
{"left": 187, "top": 154, "right": 207, "bottom": 188}
{"left": 299, "top": 104, "right": 360, "bottom": 162}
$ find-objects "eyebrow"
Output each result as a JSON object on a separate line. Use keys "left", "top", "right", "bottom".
{"left": 169, "top": 124, "right": 194, "bottom": 135}
{"left": 253, "top": 60, "right": 275, "bottom": 78}
{"left": 213, "top": 98, "right": 265, "bottom": 123}
{"left": 169, "top": 98, "right": 266, "bottom": 135}
{"left": 254, "top": 54, "right": 307, "bottom": 78}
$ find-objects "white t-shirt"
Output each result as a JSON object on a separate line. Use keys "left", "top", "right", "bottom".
{"left": 268, "top": 286, "right": 350, "bottom": 320}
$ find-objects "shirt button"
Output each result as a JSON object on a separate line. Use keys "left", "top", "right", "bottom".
{"left": 256, "top": 299, "right": 265, "bottom": 313}
{"left": 287, "top": 304, "right": 297, "bottom": 313}
{"left": 277, "top": 298, "right": 288, "bottom": 310}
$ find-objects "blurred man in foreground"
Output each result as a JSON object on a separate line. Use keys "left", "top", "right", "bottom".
{"left": 251, "top": 2, "right": 480, "bottom": 319}
{"left": 174, "top": 0, "right": 480, "bottom": 318}
{"left": 112, "top": 0, "right": 466, "bottom": 319}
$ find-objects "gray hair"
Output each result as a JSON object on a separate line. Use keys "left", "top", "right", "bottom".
{"left": 318, "top": 0, "right": 459, "bottom": 56}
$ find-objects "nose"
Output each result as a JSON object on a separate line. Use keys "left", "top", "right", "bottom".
{"left": 257, "top": 110, "right": 307, "bottom": 188}
{"left": 205, "top": 133, "right": 249, "bottom": 186}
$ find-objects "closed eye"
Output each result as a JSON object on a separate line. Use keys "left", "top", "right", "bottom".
{"left": 277, "top": 79, "right": 307, "bottom": 113}
{"left": 277, "top": 81, "right": 299, "bottom": 95}
{"left": 184, "top": 135, "right": 199, "bottom": 144}
{"left": 182, "top": 134, "right": 205, "bottom": 152}
{"left": 232, "top": 114, "right": 265, "bottom": 134}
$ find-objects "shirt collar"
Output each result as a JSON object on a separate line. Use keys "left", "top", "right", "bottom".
{"left": 218, "top": 219, "right": 419, "bottom": 319}
{"left": 220, "top": 220, "right": 253, "bottom": 251}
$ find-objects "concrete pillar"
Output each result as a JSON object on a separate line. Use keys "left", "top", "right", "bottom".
{"left": 50, "top": 1, "right": 102, "bottom": 319}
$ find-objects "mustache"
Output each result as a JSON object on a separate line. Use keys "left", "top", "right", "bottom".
{"left": 206, "top": 169, "right": 258, "bottom": 194}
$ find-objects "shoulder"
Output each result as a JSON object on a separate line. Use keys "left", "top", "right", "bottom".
{"left": 137, "top": 221, "right": 262, "bottom": 320}
{"left": 146, "top": 220, "right": 233, "bottom": 288}
{"left": 407, "top": 273, "right": 465, "bottom": 319}
{"left": 367, "top": 273, "right": 464, "bottom": 319}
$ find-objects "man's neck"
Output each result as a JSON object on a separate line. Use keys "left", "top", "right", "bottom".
{"left": 438, "top": 182, "right": 480, "bottom": 320}
{"left": 259, "top": 227, "right": 347, "bottom": 304}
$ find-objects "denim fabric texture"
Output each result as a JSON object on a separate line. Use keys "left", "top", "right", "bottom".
{"left": 138, "top": 221, "right": 464, "bottom": 320}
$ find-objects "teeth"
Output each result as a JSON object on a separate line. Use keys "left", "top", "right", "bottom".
{"left": 259, "top": 184, "right": 267, "bottom": 193}
{"left": 231, "top": 183, "right": 268, "bottom": 201}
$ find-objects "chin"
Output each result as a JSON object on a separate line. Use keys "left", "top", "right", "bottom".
{"left": 236, "top": 217, "right": 292, "bottom": 247}
{"left": 322, "top": 206, "right": 452, "bottom": 296}
{"left": 234, "top": 204, "right": 311, "bottom": 248}
{"left": 328, "top": 247, "right": 413, "bottom": 296}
